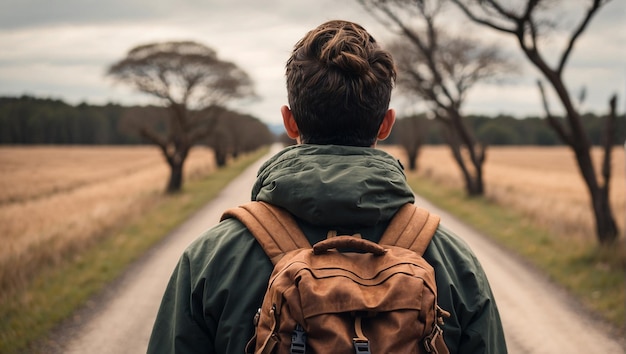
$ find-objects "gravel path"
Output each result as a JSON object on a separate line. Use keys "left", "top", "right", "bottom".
{"left": 51, "top": 145, "right": 624, "bottom": 353}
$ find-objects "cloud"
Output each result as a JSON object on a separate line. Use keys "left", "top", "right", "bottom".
{"left": 0, "top": 0, "right": 177, "bottom": 29}
{"left": 0, "top": 0, "right": 624, "bottom": 125}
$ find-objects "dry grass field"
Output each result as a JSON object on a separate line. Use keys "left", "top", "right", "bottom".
{"left": 385, "top": 145, "right": 626, "bottom": 242}
{"left": 2, "top": 144, "right": 623, "bottom": 303}
{"left": 0, "top": 145, "right": 216, "bottom": 297}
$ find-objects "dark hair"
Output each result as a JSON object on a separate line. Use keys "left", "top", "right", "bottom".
{"left": 285, "top": 20, "right": 396, "bottom": 146}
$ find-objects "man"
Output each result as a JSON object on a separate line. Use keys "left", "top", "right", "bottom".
{"left": 147, "top": 20, "right": 507, "bottom": 353}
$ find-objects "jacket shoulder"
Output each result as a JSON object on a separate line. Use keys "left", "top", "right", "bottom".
{"left": 180, "top": 217, "right": 275, "bottom": 353}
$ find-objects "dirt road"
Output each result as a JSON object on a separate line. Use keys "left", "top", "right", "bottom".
{"left": 54, "top": 145, "right": 624, "bottom": 353}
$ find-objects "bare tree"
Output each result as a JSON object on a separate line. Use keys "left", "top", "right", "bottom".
{"left": 451, "top": 0, "right": 619, "bottom": 245}
{"left": 108, "top": 41, "right": 255, "bottom": 193}
{"left": 359, "top": 0, "right": 513, "bottom": 195}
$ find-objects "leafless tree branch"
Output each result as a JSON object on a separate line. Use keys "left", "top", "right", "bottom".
{"left": 537, "top": 80, "right": 573, "bottom": 146}
{"left": 557, "top": 0, "right": 605, "bottom": 75}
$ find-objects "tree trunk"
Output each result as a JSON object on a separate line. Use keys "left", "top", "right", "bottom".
{"left": 572, "top": 144, "right": 618, "bottom": 245}
{"left": 166, "top": 159, "right": 184, "bottom": 193}
{"left": 540, "top": 67, "right": 618, "bottom": 245}
{"left": 592, "top": 186, "right": 618, "bottom": 245}
{"left": 405, "top": 146, "right": 418, "bottom": 171}
{"left": 441, "top": 118, "right": 485, "bottom": 196}
{"left": 522, "top": 45, "right": 618, "bottom": 245}
{"left": 215, "top": 150, "right": 228, "bottom": 167}
{"left": 407, "top": 151, "right": 417, "bottom": 171}
{"left": 163, "top": 141, "right": 189, "bottom": 194}
{"left": 472, "top": 160, "right": 485, "bottom": 196}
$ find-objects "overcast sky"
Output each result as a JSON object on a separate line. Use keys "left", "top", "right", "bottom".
{"left": 0, "top": 0, "right": 624, "bottom": 126}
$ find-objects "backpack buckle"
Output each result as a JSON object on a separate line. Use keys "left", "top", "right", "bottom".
{"left": 353, "top": 339, "right": 371, "bottom": 354}
{"left": 290, "top": 324, "right": 306, "bottom": 354}
{"left": 353, "top": 315, "right": 371, "bottom": 354}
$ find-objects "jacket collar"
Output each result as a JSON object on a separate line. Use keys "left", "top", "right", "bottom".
{"left": 252, "top": 144, "right": 414, "bottom": 227}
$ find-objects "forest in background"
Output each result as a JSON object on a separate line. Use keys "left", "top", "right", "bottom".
{"left": 0, "top": 95, "right": 276, "bottom": 172}
{"left": 387, "top": 111, "right": 626, "bottom": 147}
{"left": 0, "top": 96, "right": 140, "bottom": 145}
{"left": 2, "top": 95, "right": 624, "bottom": 147}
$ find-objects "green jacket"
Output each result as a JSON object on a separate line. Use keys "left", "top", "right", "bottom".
{"left": 147, "top": 145, "right": 507, "bottom": 353}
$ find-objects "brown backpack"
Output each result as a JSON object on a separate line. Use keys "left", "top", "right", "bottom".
{"left": 221, "top": 201, "right": 450, "bottom": 354}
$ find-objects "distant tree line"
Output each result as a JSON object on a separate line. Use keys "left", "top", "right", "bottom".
{"left": 387, "top": 112, "right": 626, "bottom": 147}
{"left": 4, "top": 95, "right": 622, "bottom": 148}
{"left": 0, "top": 96, "right": 140, "bottom": 144}
{"left": 0, "top": 96, "right": 275, "bottom": 154}
{"left": 5, "top": 95, "right": 621, "bottom": 149}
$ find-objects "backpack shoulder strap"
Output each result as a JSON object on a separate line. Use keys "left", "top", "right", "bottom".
{"left": 379, "top": 203, "right": 449, "bottom": 354}
{"left": 221, "top": 201, "right": 311, "bottom": 265}
{"left": 379, "top": 203, "right": 440, "bottom": 256}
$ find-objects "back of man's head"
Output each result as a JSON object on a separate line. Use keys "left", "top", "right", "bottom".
{"left": 285, "top": 20, "right": 396, "bottom": 147}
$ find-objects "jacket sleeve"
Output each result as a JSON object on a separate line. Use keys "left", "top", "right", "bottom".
{"left": 425, "top": 226, "right": 508, "bottom": 354}
{"left": 453, "top": 261, "right": 507, "bottom": 354}
{"left": 147, "top": 252, "right": 216, "bottom": 354}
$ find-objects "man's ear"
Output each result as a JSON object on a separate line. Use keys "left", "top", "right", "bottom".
{"left": 281, "top": 105, "right": 300, "bottom": 140}
{"left": 376, "top": 109, "right": 396, "bottom": 141}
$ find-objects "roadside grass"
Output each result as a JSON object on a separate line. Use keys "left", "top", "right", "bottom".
{"left": 0, "top": 147, "right": 268, "bottom": 354}
{"left": 408, "top": 174, "right": 625, "bottom": 332}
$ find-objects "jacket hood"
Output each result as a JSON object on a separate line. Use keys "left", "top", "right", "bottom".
{"left": 251, "top": 144, "right": 415, "bottom": 227}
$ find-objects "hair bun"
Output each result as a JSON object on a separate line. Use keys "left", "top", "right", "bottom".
{"left": 316, "top": 24, "right": 374, "bottom": 75}
{"left": 318, "top": 28, "right": 371, "bottom": 76}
